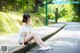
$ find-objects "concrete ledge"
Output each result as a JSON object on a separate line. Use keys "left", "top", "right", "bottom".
{"left": 8, "top": 24, "right": 66, "bottom": 53}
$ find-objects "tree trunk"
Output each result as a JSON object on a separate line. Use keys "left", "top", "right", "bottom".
{"left": 0, "top": 0, "right": 2, "bottom": 10}
{"left": 34, "top": 0, "right": 39, "bottom": 12}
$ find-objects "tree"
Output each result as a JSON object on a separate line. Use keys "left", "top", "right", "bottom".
{"left": 34, "top": 0, "right": 44, "bottom": 12}
{"left": 72, "top": 0, "right": 80, "bottom": 22}
{"left": 0, "top": 0, "right": 2, "bottom": 10}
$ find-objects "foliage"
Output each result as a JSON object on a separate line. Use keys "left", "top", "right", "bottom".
{"left": 48, "top": 13, "right": 54, "bottom": 20}
{"left": 72, "top": 0, "right": 80, "bottom": 22}
{"left": 1, "top": 0, "right": 80, "bottom": 35}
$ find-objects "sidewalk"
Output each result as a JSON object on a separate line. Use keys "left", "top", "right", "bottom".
{"left": 0, "top": 23, "right": 65, "bottom": 53}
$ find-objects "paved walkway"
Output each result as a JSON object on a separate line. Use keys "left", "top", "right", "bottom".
{"left": 0, "top": 23, "right": 65, "bottom": 52}
{"left": 27, "top": 22, "right": 80, "bottom": 53}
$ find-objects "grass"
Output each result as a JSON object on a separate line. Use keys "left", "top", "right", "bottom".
{"left": 0, "top": 12, "right": 46, "bottom": 36}
{"left": 0, "top": 32, "right": 17, "bottom": 36}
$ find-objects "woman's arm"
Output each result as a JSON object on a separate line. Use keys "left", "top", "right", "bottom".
{"left": 22, "top": 32, "right": 26, "bottom": 45}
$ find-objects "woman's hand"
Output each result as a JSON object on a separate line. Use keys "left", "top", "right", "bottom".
{"left": 21, "top": 43, "right": 25, "bottom": 46}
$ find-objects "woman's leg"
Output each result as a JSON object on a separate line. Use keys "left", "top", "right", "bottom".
{"left": 31, "top": 33, "right": 47, "bottom": 47}
{"left": 24, "top": 34, "right": 45, "bottom": 47}
{"left": 38, "top": 38, "right": 47, "bottom": 47}
{"left": 30, "top": 33, "right": 48, "bottom": 47}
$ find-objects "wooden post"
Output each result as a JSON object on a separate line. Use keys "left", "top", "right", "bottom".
{"left": 55, "top": 8, "right": 58, "bottom": 23}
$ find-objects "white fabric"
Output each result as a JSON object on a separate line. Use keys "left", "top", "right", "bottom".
{"left": 20, "top": 26, "right": 33, "bottom": 33}
{"left": 18, "top": 25, "right": 33, "bottom": 44}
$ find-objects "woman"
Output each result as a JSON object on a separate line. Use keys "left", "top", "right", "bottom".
{"left": 18, "top": 14, "right": 52, "bottom": 50}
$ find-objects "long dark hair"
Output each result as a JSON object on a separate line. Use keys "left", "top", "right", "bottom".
{"left": 23, "top": 14, "right": 30, "bottom": 23}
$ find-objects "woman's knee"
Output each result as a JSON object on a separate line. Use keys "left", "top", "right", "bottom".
{"left": 24, "top": 35, "right": 33, "bottom": 42}
{"left": 29, "top": 33, "right": 34, "bottom": 37}
{"left": 30, "top": 33, "right": 37, "bottom": 38}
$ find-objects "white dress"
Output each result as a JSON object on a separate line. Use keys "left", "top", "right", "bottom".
{"left": 18, "top": 25, "right": 33, "bottom": 44}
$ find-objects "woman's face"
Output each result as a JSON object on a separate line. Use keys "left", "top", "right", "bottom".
{"left": 27, "top": 18, "right": 31, "bottom": 23}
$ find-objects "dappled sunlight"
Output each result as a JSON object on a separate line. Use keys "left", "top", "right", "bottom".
{"left": 31, "top": 16, "right": 44, "bottom": 27}
{"left": 0, "top": 12, "right": 46, "bottom": 35}
{"left": 7, "top": 13, "right": 22, "bottom": 20}
{"left": 0, "top": 12, "right": 12, "bottom": 32}
{"left": 0, "top": 0, "right": 80, "bottom": 53}
{"left": 0, "top": 12, "right": 20, "bottom": 33}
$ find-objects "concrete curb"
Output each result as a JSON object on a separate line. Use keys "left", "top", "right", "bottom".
{"left": 9, "top": 24, "right": 66, "bottom": 53}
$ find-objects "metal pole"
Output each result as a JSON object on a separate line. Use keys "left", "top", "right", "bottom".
{"left": 46, "top": 0, "right": 48, "bottom": 26}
